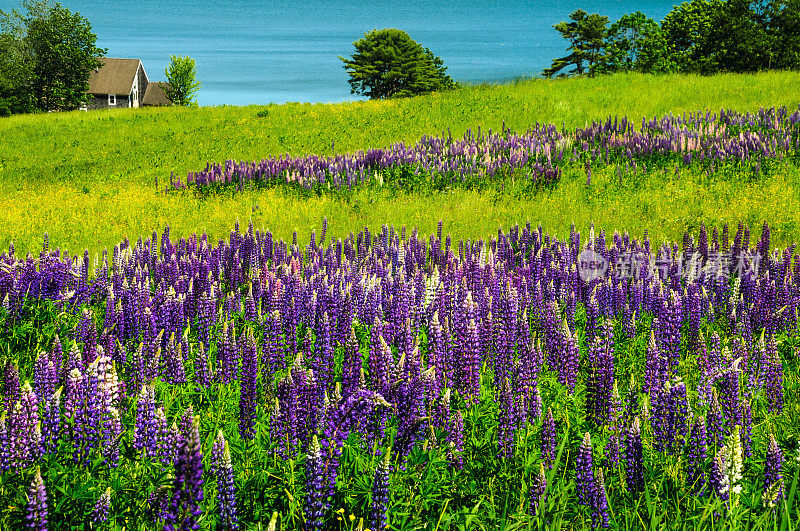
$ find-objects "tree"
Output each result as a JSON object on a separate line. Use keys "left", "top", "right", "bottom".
{"left": 164, "top": 55, "right": 200, "bottom": 106}
{"left": 543, "top": 10, "right": 610, "bottom": 78}
{"left": 768, "top": 0, "right": 800, "bottom": 70}
{"left": 0, "top": 0, "right": 104, "bottom": 113}
{"left": 340, "top": 29, "right": 455, "bottom": 99}
{"left": 602, "top": 12, "right": 673, "bottom": 74}
{"left": 27, "top": 4, "right": 105, "bottom": 110}
{"left": 661, "top": 0, "right": 724, "bottom": 73}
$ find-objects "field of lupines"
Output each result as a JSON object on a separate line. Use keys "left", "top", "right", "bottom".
{"left": 172, "top": 107, "right": 800, "bottom": 194}
{"left": 1, "top": 216, "right": 800, "bottom": 530}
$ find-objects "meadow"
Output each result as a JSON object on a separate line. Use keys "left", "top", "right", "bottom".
{"left": 1, "top": 72, "right": 800, "bottom": 530}
{"left": 2, "top": 71, "right": 800, "bottom": 254}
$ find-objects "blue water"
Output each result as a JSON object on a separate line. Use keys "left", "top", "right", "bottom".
{"left": 1, "top": 1, "right": 675, "bottom": 106}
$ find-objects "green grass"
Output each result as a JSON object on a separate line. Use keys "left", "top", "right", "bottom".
{"left": 2, "top": 71, "right": 800, "bottom": 256}
{"left": 3, "top": 71, "right": 800, "bottom": 191}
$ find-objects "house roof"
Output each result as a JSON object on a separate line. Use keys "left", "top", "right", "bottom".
{"left": 88, "top": 58, "right": 140, "bottom": 95}
{"left": 143, "top": 82, "right": 172, "bottom": 106}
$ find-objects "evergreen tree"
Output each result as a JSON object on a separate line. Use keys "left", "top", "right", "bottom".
{"left": 340, "top": 28, "right": 455, "bottom": 99}
{"left": 543, "top": 10, "right": 610, "bottom": 78}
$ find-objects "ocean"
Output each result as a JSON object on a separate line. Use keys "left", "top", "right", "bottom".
{"left": 1, "top": 0, "right": 676, "bottom": 106}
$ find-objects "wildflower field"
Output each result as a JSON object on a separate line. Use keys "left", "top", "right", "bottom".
{"left": 2, "top": 73, "right": 800, "bottom": 530}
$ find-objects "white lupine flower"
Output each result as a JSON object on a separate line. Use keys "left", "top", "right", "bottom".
{"left": 719, "top": 426, "right": 744, "bottom": 498}
{"left": 424, "top": 268, "right": 440, "bottom": 309}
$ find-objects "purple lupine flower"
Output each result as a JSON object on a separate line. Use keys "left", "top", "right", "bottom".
{"left": 644, "top": 331, "right": 667, "bottom": 397}
{"left": 215, "top": 320, "right": 237, "bottom": 385}
{"left": 33, "top": 352, "right": 57, "bottom": 403}
{"left": 446, "top": 409, "right": 465, "bottom": 470}
{"left": 0, "top": 413, "right": 10, "bottom": 473}
{"left": 760, "top": 335, "right": 784, "bottom": 414}
{"left": 430, "top": 387, "right": 451, "bottom": 434}
{"left": 497, "top": 377, "right": 515, "bottom": 459}
{"left": 262, "top": 310, "right": 286, "bottom": 381}
{"left": 651, "top": 378, "right": 688, "bottom": 454}
{"left": 341, "top": 326, "right": 362, "bottom": 396}
{"left": 604, "top": 381, "right": 623, "bottom": 467}
{"left": 239, "top": 327, "right": 258, "bottom": 440}
{"left": 164, "top": 414, "right": 204, "bottom": 531}
{"left": 717, "top": 360, "right": 742, "bottom": 438}
{"left": 624, "top": 417, "right": 644, "bottom": 495}
{"left": 193, "top": 342, "right": 211, "bottom": 391}
{"left": 370, "top": 448, "right": 392, "bottom": 531}
{"left": 72, "top": 367, "right": 100, "bottom": 466}
{"left": 244, "top": 283, "right": 259, "bottom": 322}
{"left": 161, "top": 333, "right": 187, "bottom": 385}
{"left": 304, "top": 435, "right": 327, "bottom": 531}
{"left": 133, "top": 384, "right": 159, "bottom": 459}
{"left": 91, "top": 487, "right": 111, "bottom": 525}
{"left": 10, "top": 381, "right": 40, "bottom": 470}
{"left": 741, "top": 396, "right": 753, "bottom": 458}
{"left": 2, "top": 360, "right": 20, "bottom": 414}
{"left": 313, "top": 312, "right": 334, "bottom": 388}
{"left": 541, "top": 407, "right": 556, "bottom": 469}
{"left": 465, "top": 318, "right": 482, "bottom": 404}
{"left": 26, "top": 467, "right": 48, "bottom": 531}
{"left": 762, "top": 433, "right": 783, "bottom": 509}
{"left": 575, "top": 433, "right": 595, "bottom": 509}
{"left": 706, "top": 388, "right": 725, "bottom": 450}
{"left": 369, "top": 317, "right": 388, "bottom": 394}
{"left": 561, "top": 319, "right": 579, "bottom": 394}
{"left": 156, "top": 411, "right": 176, "bottom": 465}
{"left": 575, "top": 432, "right": 609, "bottom": 528}
{"left": 529, "top": 462, "right": 547, "bottom": 517}
{"left": 212, "top": 430, "right": 239, "bottom": 531}
{"left": 684, "top": 415, "right": 708, "bottom": 493}
{"left": 593, "top": 468, "right": 610, "bottom": 528}
{"left": 585, "top": 323, "right": 614, "bottom": 427}
{"left": 146, "top": 485, "right": 172, "bottom": 524}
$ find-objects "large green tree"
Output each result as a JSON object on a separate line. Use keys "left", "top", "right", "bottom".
{"left": 661, "top": 0, "right": 724, "bottom": 73}
{"left": 602, "top": 11, "right": 673, "bottom": 74}
{"left": 0, "top": 0, "right": 104, "bottom": 113}
{"left": 543, "top": 10, "right": 610, "bottom": 78}
{"left": 769, "top": 0, "right": 800, "bottom": 70}
{"left": 340, "top": 28, "right": 455, "bottom": 99}
{"left": 164, "top": 54, "right": 200, "bottom": 106}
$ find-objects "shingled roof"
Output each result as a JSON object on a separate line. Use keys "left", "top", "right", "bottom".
{"left": 87, "top": 58, "right": 140, "bottom": 95}
{"left": 143, "top": 82, "right": 172, "bottom": 106}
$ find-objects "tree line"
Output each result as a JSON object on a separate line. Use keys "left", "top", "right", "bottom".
{"left": 544, "top": 0, "right": 800, "bottom": 78}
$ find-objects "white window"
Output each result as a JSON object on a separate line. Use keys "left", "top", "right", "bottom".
{"left": 108, "top": 94, "right": 116, "bottom": 106}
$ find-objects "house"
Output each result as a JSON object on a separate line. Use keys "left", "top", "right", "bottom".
{"left": 85, "top": 58, "right": 171, "bottom": 110}
{"left": 142, "top": 81, "right": 172, "bottom": 107}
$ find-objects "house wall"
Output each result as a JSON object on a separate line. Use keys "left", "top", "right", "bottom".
{"left": 85, "top": 93, "right": 132, "bottom": 110}
{"left": 137, "top": 63, "right": 149, "bottom": 104}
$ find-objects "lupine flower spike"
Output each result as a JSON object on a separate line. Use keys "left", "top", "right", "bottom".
{"left": 762, "top": 433, "right": 783, "bottom": 509}
{"left": 370, "top": 448, "right": 392, "bottom": 531}
{"left": 212, "top": 430, "right": 239, "bottom": 530}
{"left": 26, "top": 466, "right": 48, "bottom": 531}
{"left": 529, "top": 462, "right": 547, "bottom": 517}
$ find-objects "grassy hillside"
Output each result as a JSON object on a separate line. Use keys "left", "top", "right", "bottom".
{"left": 2, "top": 71, "right": 800, "bottom": 254}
